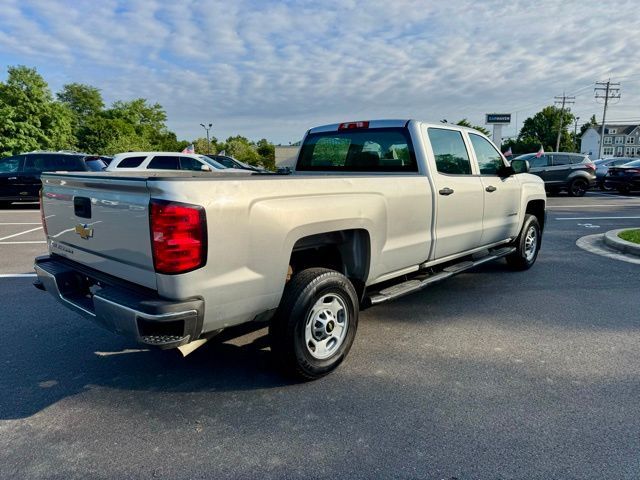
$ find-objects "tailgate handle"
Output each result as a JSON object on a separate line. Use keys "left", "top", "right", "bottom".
{"left": 74, "top": 196, "right": 92, "bottom": 219}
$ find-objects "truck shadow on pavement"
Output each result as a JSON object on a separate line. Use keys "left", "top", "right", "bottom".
{"left": 0, "top": 307, "right": 291, "bottom": 419}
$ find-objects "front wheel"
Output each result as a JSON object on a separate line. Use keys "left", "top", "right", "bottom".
{"left": 506, "top": 214, "right": 541, "bottom": 270}
{"left": 568, "top": 178, "right": 588, "bottom": 197}
{"left": 269, "top": 268, "right": 359, "bottom": 380}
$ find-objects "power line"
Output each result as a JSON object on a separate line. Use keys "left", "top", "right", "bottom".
{"left": 594, "top": 79, "right": 621, "bottom": 159}
{"left": 554, "top": 93, "right": 575, "bottom": 151}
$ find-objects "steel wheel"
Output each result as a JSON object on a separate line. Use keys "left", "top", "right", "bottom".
{"left": 523, "top": 225, "right": 538, "bottom": 262}
{"left": 304, "top": 293, "right": 349, "bottom": 360}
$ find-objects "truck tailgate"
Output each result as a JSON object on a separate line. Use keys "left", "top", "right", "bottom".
{"left": 41, "top": 173, "right": 156, "bottom": 289}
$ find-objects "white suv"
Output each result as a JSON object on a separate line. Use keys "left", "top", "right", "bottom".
{"left": 106, "top": 152, "right": 241, "bottom": 172}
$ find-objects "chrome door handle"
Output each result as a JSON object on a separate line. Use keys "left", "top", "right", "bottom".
{"left": 8, "top": 177, "right": 17, "bottom": 180}
{"left": 439, "top": 187, "right": 454, "bottom": 196}
{"left": 485, "top": 185, "right": 497, "bottom": 192}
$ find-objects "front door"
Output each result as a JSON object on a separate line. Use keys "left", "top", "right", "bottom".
{"left": 468, "top": 133, "right": 521, "bottom": 245}
{"left": 424, "top": 127, "right": 484, "bottom": 259}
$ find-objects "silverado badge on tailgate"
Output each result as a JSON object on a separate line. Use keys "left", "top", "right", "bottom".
{"left": 75, "top": 224, "right": 94, "bottom": 239}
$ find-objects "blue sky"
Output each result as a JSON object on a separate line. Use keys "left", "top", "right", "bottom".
{"left": 1, "top": 0, "right": 639, "bottom": 144}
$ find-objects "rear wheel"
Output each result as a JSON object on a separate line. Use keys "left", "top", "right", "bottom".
{"left": 506, "top": 214, "right": 541, "bottom": 270}
{"left": 568, "top": 178, "right": 588, "bottom": 197}
{"left": 269, "top": 268, "right": 359, "bottom": 380}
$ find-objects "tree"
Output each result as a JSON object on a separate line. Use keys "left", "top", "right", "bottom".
{"left": 256, "top": 138, "right": 275, "bottom": 170}
{"left": 518, "top": 106, "right": 574, "bottom": 152}
{"left": 57, "top": 83, "right": 104, "bottom": 121}
{"left": 221, "top": 136, "right": 261, "bottom": 166}
{"left": 0, "top": 65, "right": 75, "bottom": 156}
{"left": 192, "top": 136, "right": 219, "bottom": 154}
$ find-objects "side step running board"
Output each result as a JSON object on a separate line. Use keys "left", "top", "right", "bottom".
{"left": 368, "top": 246, "right": 515, "bottom": 305}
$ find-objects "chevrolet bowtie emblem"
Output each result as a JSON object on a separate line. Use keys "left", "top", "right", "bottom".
{"left": 75, "top": 224, "right": 94, "bottom": 239}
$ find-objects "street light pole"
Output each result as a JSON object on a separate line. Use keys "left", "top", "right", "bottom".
{"left": 200, "top": 123, "right": 213, "bottom": 154}
{"left": 574, "top": 116, "right": 580, "bottom": 152}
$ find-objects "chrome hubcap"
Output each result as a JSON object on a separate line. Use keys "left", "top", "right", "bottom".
{"left": 305, "top": 294, "right": 348, "bottom": 360}
{"left": 524, "top": 226, "right": 537, "bottom": 262}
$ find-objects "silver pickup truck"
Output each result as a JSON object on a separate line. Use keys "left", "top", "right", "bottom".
{"left": 34, "top": 119, "right": 546, "bottom": 379}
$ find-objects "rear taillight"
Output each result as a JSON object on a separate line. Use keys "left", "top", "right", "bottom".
{"left": 39, "top": 189, "right": 48, "bottom": 237}
{"left": 627, "top": 169, "right": 640, "bottom": 174}
{"left": 338, "top": 121, "right": 369, "bottom": 130}
{"left": 149, "top": 199, "right": 207, "bottom": 274}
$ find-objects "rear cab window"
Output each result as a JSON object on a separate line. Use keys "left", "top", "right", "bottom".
{"left": 296, "top": 127, "right": 417, "bottom": 172}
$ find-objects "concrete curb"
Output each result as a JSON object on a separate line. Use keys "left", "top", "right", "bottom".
{"left": 603, "top": 228, "right": 640, "bottom": 257}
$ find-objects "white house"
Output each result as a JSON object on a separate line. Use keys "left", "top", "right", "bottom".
{"left": 581, "top": 124, "right": 640, "bottom": 159}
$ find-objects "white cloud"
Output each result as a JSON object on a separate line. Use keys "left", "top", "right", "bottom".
{"left": 1, "top": 0, "right": 639, "bottom": 143}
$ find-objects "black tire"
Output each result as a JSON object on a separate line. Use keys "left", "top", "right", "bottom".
{"left": 599, "top": 182, "right": 613, "bottom": 191}
{"left": 568, "top": 178, "right": 588, "bottom": 197}
{"left": 618, "top": 186, "right": 630, "bottom": 195}
{"left": 506, "top": 214, "right": 541, "bottom": 270}
{"left": 0, "top": 201, "right": 10, "bottom": 209}
{"left": 269, "top": 268, "right": 359, "bottom": 381}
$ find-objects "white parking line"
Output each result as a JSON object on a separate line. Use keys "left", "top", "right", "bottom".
{"left": 0, "top": 226, "right": 43, "bottom": 242}
{"left": 0, "top": 273, "right": 37, "bottom": 278}
{"left": 0, "top": 241, "right": 47, "bottom": 244}
{"left": 556, "top": 216, "right": 640, "bottom": 220}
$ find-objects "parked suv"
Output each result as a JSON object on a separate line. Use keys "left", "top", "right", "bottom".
{"left": 105, "top": 152, "right": 243, "bottom": 172}
{"left": 0, "top": 151, "right": 106, "bottom": 207}
{"left": 512, "top": 152, "right": 596, "bottom": 196}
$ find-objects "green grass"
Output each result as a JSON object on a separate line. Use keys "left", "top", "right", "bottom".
{"left": 619, "top": 229, "right": 640, "bottom": 244}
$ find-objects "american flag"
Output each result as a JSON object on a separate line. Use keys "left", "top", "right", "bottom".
{"left": 182, "top": 144, "right": 195, "bottom": 154}
{"left": 535, "top": 145, "right": 544, "bottom": 158}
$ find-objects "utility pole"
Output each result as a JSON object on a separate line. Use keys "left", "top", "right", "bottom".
{"left": 594, "top": 79, "right": 621, "bottom": 159}
{"left": 200, "top": 123, "right": 213, "bottom": 154}
{"left": 574, "top": 116, "right": 580, "bottom": 152}
{"left": 554, "top": 92, "right": 575, "bottom": 151}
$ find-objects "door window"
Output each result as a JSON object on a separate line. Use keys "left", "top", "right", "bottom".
{"left": 179, "top": 156, "right": 204, "bottom": 171}
{"left": 0, "top": 155, "right": 22, "bottom": 173}
{"left": 550, "top": 154, "right": 571, "bottom": 166}
{"left": 117, "top": 156, "right": 146, "bottom": 168}
{"left": 147, "top": 156, "right": 180, "bottom": 170}
{"left": 527, "top": 155, "right": 549, "bottom": 168}
{"left": 427, "top": 128, "right": 472, "bottom": 175}
{"left": 469, "top": 134, "right": 505, "bottom": 175}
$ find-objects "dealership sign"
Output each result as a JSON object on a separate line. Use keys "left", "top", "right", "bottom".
{"left": 485, "top": 114, "right": 511, "bottom": 124}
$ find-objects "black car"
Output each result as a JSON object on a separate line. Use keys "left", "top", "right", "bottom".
{"left": 204, "top": 154, "right": 263, "bottom": 172}
{"left": 0, "top": 152, "right": 106, "bottom": 207}
{"left": 512, "top": 152, "right": 596, "bottom": 197}
{"left": 603, "top": 159, "right": 640, "bottom": 194}
{"left": 593, "top": 157, "right": 634, "bottom": 190}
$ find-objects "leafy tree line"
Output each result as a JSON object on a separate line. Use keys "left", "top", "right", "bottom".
{"left": 0, "top": 66, "right": 275, "bottom": 169}
{"left": 502, "top": 107, "right": 598, "bottom": 155}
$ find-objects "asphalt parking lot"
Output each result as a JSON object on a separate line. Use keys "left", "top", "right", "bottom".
{"left": 1, "top": 192, "right": 639, "bottom": 479}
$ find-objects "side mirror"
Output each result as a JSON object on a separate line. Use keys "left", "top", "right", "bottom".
{"left": 200, "top": 164, "right": 212, "bottom": 172}
{"left": 510, "top": 159, "right": 530, "bottom": 174}
{"left": 497, "top": 164, "right": 516, "bottom": 177}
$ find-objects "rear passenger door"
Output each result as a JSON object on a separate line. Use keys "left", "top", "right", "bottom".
{"left": 468, "top": 134, "right": 521, "bottom": 245}
{"left": 424, "top": 127, "right": 484, "bottom": 259}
